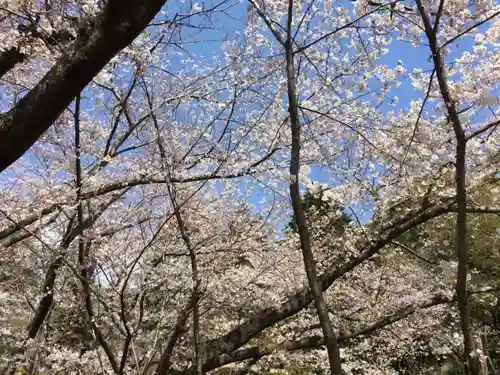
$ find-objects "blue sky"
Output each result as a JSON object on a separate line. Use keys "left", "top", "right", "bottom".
{"left": 3, "top": 0, "right": 494, "bottom": 230}
{"left": 156, "top": 3, "right": 495, "bottom": 230}
{"left": 158, "top": 0, "right": 444, "bottom": 225}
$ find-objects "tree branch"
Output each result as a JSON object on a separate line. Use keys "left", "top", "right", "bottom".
{"left": 155, "top": 292, "right": 200, "bottom": 375}
{"left": 415, "top": 0, "right": 477, "bottom": 372}
{"left": 0, "top": 0, "right": 169, "bottom": 172}
{"left": 201, "top": 293, "right": 457, "bottom": 371}
{"left": 284, "top": 0, "right": 342, "bottom": 371}
{"left": 441, "top": 10, "right": 500, "bottom": 49}
{"left": 74, "top": 93, "right": 119, "bottom": 373}
{"left": 199, "top": 201, "right": 453, "bottom": 366}
{"left": 465, "top": 119, "right": 500, "bottom": 142}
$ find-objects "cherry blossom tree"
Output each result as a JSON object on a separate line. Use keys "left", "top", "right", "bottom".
{"left": 0, "top": 0, "right": 174, "bottom": 171}
{"left": 0, "top": 0, "right": 499, "bottom": 374}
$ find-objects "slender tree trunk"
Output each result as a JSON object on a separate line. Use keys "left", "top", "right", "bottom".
{"left": 171, "top": 199, "right": 203, "bottom": 375}
{"left": 147, "top": 77, "right": 204, "bottom": 375}
{"left": 74, "top": 93, "right": 119, "bottom": 373}
{"left": 415, "top": 2, "right": 478, "bottom": 373}
{"left": 154, "top": 292, "right": 200, "bottom": 375}
{"left": 284, "top": 0, "right": 343, "bottom": 373}
{"left": 455, "top": 134, "right": 476, "bottom": 375}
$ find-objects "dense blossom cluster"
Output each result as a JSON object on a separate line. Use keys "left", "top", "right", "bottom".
{"left": 0, "top": 0, "right": 499, "bottom": 374}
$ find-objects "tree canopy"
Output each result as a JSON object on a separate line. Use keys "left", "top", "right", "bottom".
{"left": 0, "top": 0, "right": 499, "bottom": 374}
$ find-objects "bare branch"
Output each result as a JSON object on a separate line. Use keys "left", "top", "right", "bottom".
{"left": 294, "top": 2, "right": 396, "bottom": 55}
{"left": 441, "top": 10, "right": 500, "bottom": 49}
{"left": 465, "top": 119, "right": 500, "bottom": 142}
{"left": 246, "top": 0, "right": 286, "bottom": 45}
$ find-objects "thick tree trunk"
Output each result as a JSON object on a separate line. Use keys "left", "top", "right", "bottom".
{"left": 0, "top": 47, "right": 25, "bottom": 79}
{"left": 0, "top": 0, "right": 168, "bottom": 173}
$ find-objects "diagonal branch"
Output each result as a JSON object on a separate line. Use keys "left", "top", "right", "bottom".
{"left": 26, "top": 191, "right": 124, "bottom": 340}
{"left": 294, "top": 2, "right": 396, "bottom": 55}
{"left": 465, "top": 119, "right": 500, "bottom": 142}
{"left": 246, "top": 0, "right": 286, "bottom": 45}
{"left": 199, "top": 286, "right": 499, "bottom": 372}
{"left": 391, "top": 240, "right": 437, "bottom": 265}
{"left": 0, "top": 203, "right": 61, "bottom": 240}
{"left": 0, "top": 149, "right": 278, "bottom": 246}
{"left": 0, "top": 0, "right": 169, "bottom": 173}
{"left": 441, "top": 10, "right": 500, "bottom": 49}
{"left": 155, "top": 292, "right": 200, "bottom": 375}
{"left": 199, "top": 201, "right": 454, "bottom": 364}
{"left": 0, "top": 24, "right": 76, "bottom": 79}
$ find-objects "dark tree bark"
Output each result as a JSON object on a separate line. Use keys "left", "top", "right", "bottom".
{"left": 0, "top": 47, "right": 25, "bottom": 79}
{"left": 27, "top": 193, "right": 123, "bottom": 339}
{"left": 0, "top": 0, "right": 168, "bottom": 173}
{"left": 0, "top": 204, "right": 60, "bottom": 240}
{"left": 155, "top": 293, "right": 200, "bottom": 375}
{"left": 283, "top": 0, "right": 343, "bottom": 373}
{"left": 0, "top": 24, "right": 76, "bottom": 79}
{"left": 415, "top": 2, "right": 479, "bottom": 374}
{"left": 200, "top": 202, "right": 453, "bottom": 364}
{"left": 74, "top": 93, "right": 119, "bottom": 372}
